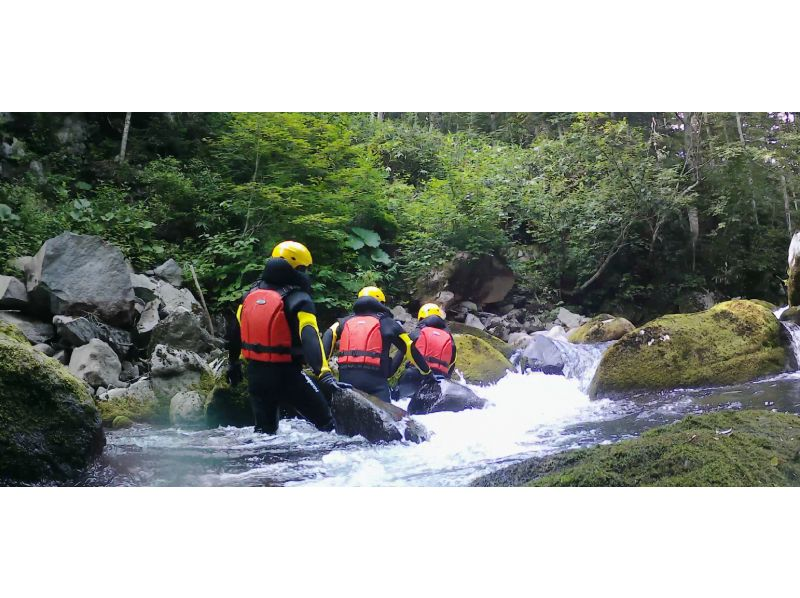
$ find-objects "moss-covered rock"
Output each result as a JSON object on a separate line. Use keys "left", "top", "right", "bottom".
{"left": 448, "top": 321, "right": 515, "bottom": 359}
{"left": 779, "top": 306, "right": 800, "bottom": 324}
{"left": 567, "top": 315, "right": 634, "bottom": 344}
{"left": 0, "top": 325, "right": 105, "bottom": 483}
{"left": 0, "top": 320, "right": 29, "bottom": 344}
{"left": 453, "top": 334, "right": 512, "bottom": 385}
{"left": 749, "top": 299, "right": 778, "bottom": 311}
{"left": 111, "top": 415, "right": 134, "bottom": 429}
{"left": 471, "top": 410, "right": 800, "bottom": 487}
{"left": 589, "top": 300, "right": 790, "bottom": 398}
{"left": 96, "top": 379, "right": 167, "bottom": 426}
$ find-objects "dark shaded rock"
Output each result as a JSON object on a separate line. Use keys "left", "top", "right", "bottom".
{"left": 0, "top": 275, "right": 28, "bottom": 310}
{"left": 0, "top": 310, "right": 54, "bottom": 344}
{"left": 53, "top": 314, "right": 133, "bottom": 358}
{"left": 416, "top": 252, "right": 515, "bottom": 308}
{"left": 408, "top": 378, "right": 488, "bottom": 415}
{"left": 331, "top": 388, "right": 429, "bottom": 443}
{"left": 23, "top": 232, "right": 136, "bottom": 326}
{"left": 0, "top": 325, "right": 105, "bottom": 483}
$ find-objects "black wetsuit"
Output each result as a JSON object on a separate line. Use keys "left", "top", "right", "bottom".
{"left": 228, "top": 258, "right": 334, "bottom": 434}
{"left": 323, "top": 296, "right": 430, "bottom": 402}
{"left": 395, "top": 315, "right": 457, "bottom": 399}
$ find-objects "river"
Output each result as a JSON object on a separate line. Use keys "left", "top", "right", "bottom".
{"left": 76, "top": 311, "right": 800, "bottom": 486}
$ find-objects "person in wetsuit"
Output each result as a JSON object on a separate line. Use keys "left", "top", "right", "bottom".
{"left": 227, "top": 241, "right": 342, "bottom": 434}
{"left": 394, "top": 303, "right": 457, "bottom": 400}
{"left": 322, "top": 286, "right": 433, "bottom": 402}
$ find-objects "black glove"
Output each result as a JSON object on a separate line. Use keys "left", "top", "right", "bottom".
{"left": 420, "top": 372, "right": 439, "bottom": 390}
{"left": 227, "top": 361, "right": 243, "bottom": 387}
{"left": 318, "top": 371, "right": 342, "bottom": 397}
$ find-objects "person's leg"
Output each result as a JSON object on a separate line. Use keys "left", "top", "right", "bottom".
{"left": 396, "top": 367, "right": 423, "bottom": 400}
{"left": 247, "top": 362, "right": 280, "bottom": 434}
{"left": 284, "top": 368, "right": 335, "bottom": 432}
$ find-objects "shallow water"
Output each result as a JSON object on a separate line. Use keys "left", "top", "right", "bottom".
{"left": 80, "top": 332, "right": 800, "bottom": 487}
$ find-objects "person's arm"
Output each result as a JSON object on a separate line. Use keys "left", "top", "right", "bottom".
{"left": 287, "top": 292, "right": 332, "bottom": 377}
{"left": 322, "top": 321, "right": 339, "bottom": 361}
{"left": 388, "top": 322, "right": 430, "bottom": 375}
{"left": 447, "top": 332, "right": 457, "bottom": 377}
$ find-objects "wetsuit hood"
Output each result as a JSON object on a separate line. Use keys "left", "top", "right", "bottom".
{"left": 260, "top": 257, "right": 311, "bottom": 292}
{"left": 418, "top": 315, "right": 448, "bottom": 330}
{"left": 352, "top": 296, "right": 392, "bottom": 317}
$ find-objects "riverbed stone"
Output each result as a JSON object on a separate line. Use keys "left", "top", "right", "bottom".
{"left": 407, "top": 378, "right": 488, "bottom": 415}
{"left": 68, "top": 338, "right": 123, "bottom": 388}
{"left": 589, "top": 300, "right": 791, "bottom": 398}
{"left": 568, "top": 315, "right": 635, "bottom": 344}
{"left": 0, "top": 322, "right": 105, "bottom": 483}
{"left": 331, "top": 387, "right": 429, "bottom": 443}
{"left": 0, "top": 275, "right": 28, "bottom": 310}
{"left": 0, "top": 310, "right": 54, "bottom": 344}
{"left": 96, "top": 378, "right": 164, "bottom": 426}
{"left": 170, "top": 390, "right": 205, "bottom": 427}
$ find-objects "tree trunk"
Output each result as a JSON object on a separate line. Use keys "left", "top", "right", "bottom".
{"left": 736, "top": 112, "right": 760, "bottom": 226}
{"left": 782, "top": 173, "right": 793, "bottom": 237}
{"left": 377, "top": 112, "right": 384, "bottom": 122}
{"left": 118, "top": 112, "right": 132, "bottom": 162}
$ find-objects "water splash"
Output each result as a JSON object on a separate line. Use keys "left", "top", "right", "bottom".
{"left": 774, "top": 306, "right": 800, "bottom": 366}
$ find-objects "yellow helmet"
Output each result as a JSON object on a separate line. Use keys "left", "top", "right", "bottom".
{"left": 272, "top": 241, "right": 312, "bottom": 269}
{"left": 418, "top": 303, "right": 444, "bottom": 320}
{"left": 358, "top": 286, "right": 386, "bottom": 304}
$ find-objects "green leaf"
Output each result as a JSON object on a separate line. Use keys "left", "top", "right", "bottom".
{"left": 75, "top": 181, "right": 93, "bottom": 191}
{"left": 370, "top": 247, "right": 391, "bottom": 265}
{"left": 345, "top": 235, "right": 365, "bottom": 250}
{"left": 351, "top": 227, "right": 381, "bottom": 248}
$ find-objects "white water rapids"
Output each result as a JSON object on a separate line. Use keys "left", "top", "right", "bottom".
{"left": 85, "top": 311, "right": 800, "bottom": 486}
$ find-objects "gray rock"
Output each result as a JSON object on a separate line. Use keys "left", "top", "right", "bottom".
{"left": 149, "top": 344, "right": 206, "bottom": 401}
{"left": 153, "top": 259, "right": 183, "bottom": 287}
{"left": 53, "top": 314, "right": 132, "bottom": 358}
{"left": 68, "top": 338, "right": 123, "bottom": 388}
{"left": 149, "top": 308, "right": 216, "bottom": 353}
{"left": 53, "top": 350, "right": 68, "bottom": 364}
{"left": 120, "top": 361, "right": 139, "bottom": 382}
{"left": 508, "top": 332, "right": 534, "bottom": 349}
{"left": 486, "top": 321, "right": 510, "bottom": 341}
{"left": 32, "top": 343, "right": 55, "bottom": 356}
{"left": 0, "top": 311, "right": 54, "bottom": 344}
{"left": 169, "top": 390, "right": 205, "bottom": 427}
{"left": 464, "top": 313, "right": 485, "bottom": 330}
{"left": 0, "top": 276, "right": 28, "bottom": 310}
{"left": 330, "top": 387, "right": 429, "bottom": 444}
{"left": 407, "top": 378, "right": 488, "bottom": 415}
{"left": 519, "top": 328, "right": 569, "bottom": 375}
{"left": 23, "top": 233, "right": 136, "bottom": 326}
{"left": 555, "top": 307, "right": 588, "bottom": 330}
{"left": 153, "top": 279, "right": 200, "bottom": 315}
{"left": 456, "top": 301, "right": 479, "bottom": 314}
{"left": 136, "top": 300, "right": 161, "bottom": 336}
{"left": 390, "top": 305, "right": 413, "bottom": 322}
{"left": 98, "top": 378, "right": 155, "bottom": 403}
{"left": 130, "top": 273, "right": 158, "bottom": 303}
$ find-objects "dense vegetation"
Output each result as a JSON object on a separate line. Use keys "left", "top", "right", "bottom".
{"left": 2, "top": 112, "right": 798, "bottom": 321}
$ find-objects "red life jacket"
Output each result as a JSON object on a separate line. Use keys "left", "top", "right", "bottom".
{"left": 338, "top": 315, "right": 383, "bottom": 369}
{"left": 240, "top": 287, "right": 298, "bottom": 363}
{"left": 416, "top": 326, "right": 454, "bottom": 375}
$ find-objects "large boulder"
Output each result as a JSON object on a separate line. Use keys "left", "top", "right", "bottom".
{"left": 331, "top": 387, "right": 429, "bottom": 443}
{"left": 568, "top": 315, "right": 635, "bottom": 344}
{"left": 52, "top": 315, "right": 133, "bottom": 357}
{"left": 148, "top": 308, "right": 217, "bottom": 354}
{"left": 96, "top": 378, "right": 164, "bottom": 426}
{"left": 407, "top": 378, "right": 488, "bottom": 415}
{"left": 452, "top": 334, "right": 511, "bottom": 385}
{"left": 0, "top": 275, "right": 28, "bottom": 310}
{"left": 149, "top": 344, "right": 206, "bottom": 402}
{"left": 0, "top": 322, "right": 105, "bottom": 483}
{"left": 416, "top": 252, "right": 515, "bottom": 308}
{"left": 589, "top": 300, "right": 791, "bottom": 398}
{"left": 519, "top": 329, "right": 569, "bottom": 375}
{"left": 68, "top": 338, "right": 123, "bottom": 388}
{"left": 448, "top": 321, "right": 515, "bottom": 359}
{"left": 471, "top": 410, "right": 800, "bottom": 487}
{"left": 0, "top": 310, "right": 54, "bottom": 344}
{"left": 23, "top": 232, "right": 136, "bottom": 326}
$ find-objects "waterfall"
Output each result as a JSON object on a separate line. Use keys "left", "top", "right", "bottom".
{"left": 774, "top": 306, "right": 800, "bottom": 367}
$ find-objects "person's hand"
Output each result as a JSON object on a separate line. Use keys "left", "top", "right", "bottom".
{"left": 420, "top": 372, "right": 439, "bottom": 390}
{"left": 227, "top": 361, "right": 243, "bottom": 387}
{"left": 318, "top": 371, "right": 342, "bottom": 397}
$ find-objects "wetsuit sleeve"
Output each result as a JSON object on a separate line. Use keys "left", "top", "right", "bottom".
{"left": 322, "top": 321, "right": 339, "bottom": 360}
{"left": 448, "top": 332, "right": 457, "bottom": 377}
{"left": 389, "top": 345, "right": 406, "bottom": 377}
{"left": 227, "top": 298, "right": 246, "bottom": 364}
{"left": 386, "top": 320, "right": 430, "bottom": 375}
{"left": 298, "top": 311, "right": 331, "bottom": 377}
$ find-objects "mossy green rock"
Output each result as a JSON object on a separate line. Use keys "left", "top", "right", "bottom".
{"left": 111, "top": 415, "right": 134, "bottom": 429}
{"left": 472, "top": 410, "right": 800, "bottom": 487}
{"left": 203, "top": 369, "right": 254, "bottom": 428}
{"left": 749, "top": 299, "right": 778, "bottom": 311}
{"left": 448, "top": 321, "right": 515, "bottom": 359}
{"left": 0, "top": 325, "right": 105, "bottom": 483}
{"left": 96, "top": 379, "right": 167, "bottom": 426}
{"left": 589, "top": 300, "right": 789, "bottom": 398}
{"left": 567, "top": 315, "right": 634, "bottom": 344}
{"left": 0, "top": 321, "right": 28, "bottom": 344}
{"left": 453, "top": 334, "right": 512, "bottom": 385}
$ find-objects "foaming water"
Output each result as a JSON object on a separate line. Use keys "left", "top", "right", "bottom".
{"left": 774, "top": 305, "right": 800, "bottom": 365}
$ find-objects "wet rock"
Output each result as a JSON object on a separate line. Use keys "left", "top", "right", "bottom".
{"left": 153, "top": 258, "right": 183, "bottom": 288}
{"left": 780, "top": 306, "right": 800, "bottom": 324}
{"left": 170, "top": 390, "right": 205, "bottom": 427}
{"left": 407, "top": 378, "right": 488, "bottom": 415}
{"left": 554, "top": 307, "right": 588, "bottom": 330}
{"left": 96, "top": 378, "right": 163, "bottom": 425}
{"left": 464, "top": 313, "right": 485, "bottom": 330}
{"left": 590, "top": 300, "right": 791, "bottom": 398}
{"left": 508, "top": 332, "right": 534, "bottom": 350}
{"left": 0, "top": 323, "right": 105, "bottom": 483}
{"left": 68, "top": 339, "right": 123, "bottom": 388}
{"left": 0, "top": 275, "right": 28, "bottom": 310}
{"left": 568, "top": 315, "right": 634, "bottom": 344}
{"left": 149, "top": 344, "right": 206, "bottom": 402}
{"left": 23, "top": 232, "right": 136, "bottom": 326}
{"left": 519, "top": 331, "right": 568, "bottom": 375}
{"left": 0, "top": 310, "right": 54, "bottom": 344}
{"left": 112, "top": 416, "right": 134, "bottom": 429}
{"left": 148, "top": 308, "right": 217, "bottom": 354}
{"left": 331, "top": 387, "right": 429, "bottom": 443}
